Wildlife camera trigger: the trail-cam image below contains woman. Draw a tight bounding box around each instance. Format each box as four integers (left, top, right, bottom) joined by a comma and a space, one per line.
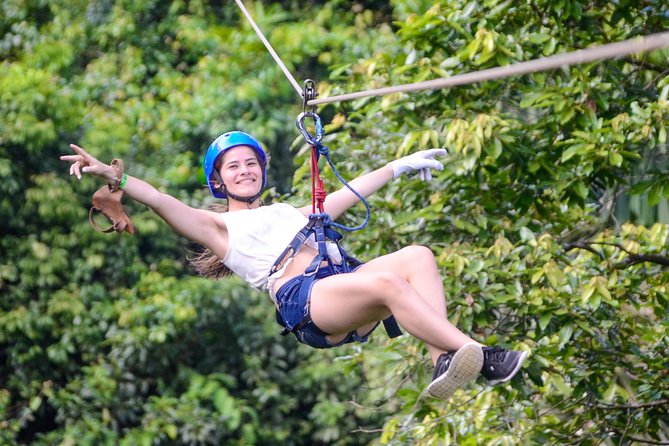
61, 130, 527, 401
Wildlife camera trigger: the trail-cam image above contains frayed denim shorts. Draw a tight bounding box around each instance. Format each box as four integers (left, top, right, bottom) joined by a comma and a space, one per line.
274, 263, 379, 349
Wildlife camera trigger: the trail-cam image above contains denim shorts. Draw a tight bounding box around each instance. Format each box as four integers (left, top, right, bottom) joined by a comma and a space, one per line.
274, 263, 379, 349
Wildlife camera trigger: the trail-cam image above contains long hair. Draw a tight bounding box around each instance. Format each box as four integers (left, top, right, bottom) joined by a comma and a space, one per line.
188, 202, 233, 280
190, 149, 267, 279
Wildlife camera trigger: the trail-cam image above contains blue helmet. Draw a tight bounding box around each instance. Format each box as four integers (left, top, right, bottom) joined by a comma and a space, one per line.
203, 131, 268, 199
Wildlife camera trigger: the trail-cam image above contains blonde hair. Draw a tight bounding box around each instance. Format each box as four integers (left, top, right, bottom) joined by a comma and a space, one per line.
188, 202, 233, 279
191, 148, 267, 279
188, 200, 266, 279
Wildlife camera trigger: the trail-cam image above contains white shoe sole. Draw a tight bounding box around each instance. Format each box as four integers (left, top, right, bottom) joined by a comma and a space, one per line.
487, 350, 529, 385
426, 343, 484, 400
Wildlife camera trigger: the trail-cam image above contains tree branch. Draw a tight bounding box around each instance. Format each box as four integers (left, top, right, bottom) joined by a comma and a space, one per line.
565, 241, 669, 269
563, 241, 605, 258
595, 399, 669, 410
608, 427, 669, 445
614, 253, 669, 269
621, 437, 669, 446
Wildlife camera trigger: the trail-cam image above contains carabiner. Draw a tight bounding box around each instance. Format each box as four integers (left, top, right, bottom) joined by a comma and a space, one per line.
296, 111, 324, 145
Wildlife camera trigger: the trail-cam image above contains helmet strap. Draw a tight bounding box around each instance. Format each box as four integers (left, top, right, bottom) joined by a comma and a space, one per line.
222, 187, 263, 204
212, 169, 265, 204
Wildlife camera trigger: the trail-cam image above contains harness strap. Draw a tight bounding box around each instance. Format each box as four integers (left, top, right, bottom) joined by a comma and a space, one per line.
270, 217, 318, 276
278, 309, 313, 337
311, 145, 326, 214
274, 110, 400, 341
382, 316, 402, 338
271, 214, 401, 339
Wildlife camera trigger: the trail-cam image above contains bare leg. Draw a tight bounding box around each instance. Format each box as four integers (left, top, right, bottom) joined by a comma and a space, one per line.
358, 246, 453, 363
309, 246, 480, 361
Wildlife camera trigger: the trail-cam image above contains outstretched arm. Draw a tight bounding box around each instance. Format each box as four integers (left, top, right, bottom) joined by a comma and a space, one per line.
61, 144, 226, 250
298, 148, 447, 220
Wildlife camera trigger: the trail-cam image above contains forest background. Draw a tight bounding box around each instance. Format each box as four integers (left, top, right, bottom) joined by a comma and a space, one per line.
1, 0, 668, 445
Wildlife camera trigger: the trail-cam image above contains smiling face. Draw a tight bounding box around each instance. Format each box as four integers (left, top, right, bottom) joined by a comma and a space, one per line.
216, 145, 263, 199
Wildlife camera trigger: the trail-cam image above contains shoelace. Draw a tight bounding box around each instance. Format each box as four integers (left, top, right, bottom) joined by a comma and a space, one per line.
484, 347, 507, 363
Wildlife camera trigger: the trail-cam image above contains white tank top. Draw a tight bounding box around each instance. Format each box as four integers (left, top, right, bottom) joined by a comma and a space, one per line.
219, 203, 342, 293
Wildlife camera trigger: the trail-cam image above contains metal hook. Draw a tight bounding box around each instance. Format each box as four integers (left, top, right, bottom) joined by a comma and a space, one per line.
296, 111, 324, 145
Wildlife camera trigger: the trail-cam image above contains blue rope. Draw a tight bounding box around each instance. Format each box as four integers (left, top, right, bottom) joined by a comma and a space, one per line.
296, 110, 370, 233
313, 141, 370, 232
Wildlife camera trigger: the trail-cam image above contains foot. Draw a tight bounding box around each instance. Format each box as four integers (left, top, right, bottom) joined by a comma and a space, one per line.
481, 347, 528, 385
426, 343, 484, 400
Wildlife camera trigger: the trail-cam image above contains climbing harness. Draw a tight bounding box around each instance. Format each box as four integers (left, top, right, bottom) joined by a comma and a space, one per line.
271, 83, 401, 341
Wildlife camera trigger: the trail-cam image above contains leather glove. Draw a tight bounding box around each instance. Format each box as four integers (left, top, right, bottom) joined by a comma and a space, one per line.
89, 186, 137, 235
88, 159, 136, 235
388, 148, 447, 181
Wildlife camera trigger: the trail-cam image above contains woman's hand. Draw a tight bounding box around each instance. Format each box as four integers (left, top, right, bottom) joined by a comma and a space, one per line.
60, 144, 115, 182
387, 148, 447, 181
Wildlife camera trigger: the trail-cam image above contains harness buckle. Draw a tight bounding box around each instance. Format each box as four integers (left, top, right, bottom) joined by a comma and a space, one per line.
270, 247, 294, 276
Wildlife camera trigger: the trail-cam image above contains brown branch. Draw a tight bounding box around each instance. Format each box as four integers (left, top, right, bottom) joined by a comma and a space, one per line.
590, 241, 632, 253
595, 399, 669, 410
615, 253, 669, 269
621, 437, 669, 446
563, 241, 605, 258
609, 427, 669, 445
619, 411, 633, 446
645, 66, 669, 91
566, 241, 669, 269
350, 427, 384, 434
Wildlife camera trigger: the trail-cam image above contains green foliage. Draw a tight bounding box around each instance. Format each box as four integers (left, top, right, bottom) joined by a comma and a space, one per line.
2, 0, 669, 445
1, 1, 390, 445
297, 0, 669, 444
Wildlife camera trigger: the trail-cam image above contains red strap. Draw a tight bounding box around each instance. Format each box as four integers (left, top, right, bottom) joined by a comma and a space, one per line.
310, 145, 326, 214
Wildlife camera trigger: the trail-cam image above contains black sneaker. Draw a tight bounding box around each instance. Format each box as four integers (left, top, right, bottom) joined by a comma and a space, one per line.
481, 347, 528, 385
426, 343, 483, 400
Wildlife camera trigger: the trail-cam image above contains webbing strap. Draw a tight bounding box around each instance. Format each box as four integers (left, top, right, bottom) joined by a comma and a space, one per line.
270, 217, 317, 276
273, 110, 401, 340
311, 146, 326, 214
382, 317, 402, 338
271, 214, 402, 339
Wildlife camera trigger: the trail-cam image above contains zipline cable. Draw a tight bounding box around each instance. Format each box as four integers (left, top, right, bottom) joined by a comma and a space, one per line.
307, 31, 669, 106
234, 0, 303, 96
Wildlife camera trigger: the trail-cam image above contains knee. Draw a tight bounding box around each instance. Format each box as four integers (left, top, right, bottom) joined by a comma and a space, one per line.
370, 271, 410, 302
400, 245, 436, 267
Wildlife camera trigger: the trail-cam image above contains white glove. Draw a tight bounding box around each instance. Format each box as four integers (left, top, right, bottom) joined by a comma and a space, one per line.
388, 148, 447, 181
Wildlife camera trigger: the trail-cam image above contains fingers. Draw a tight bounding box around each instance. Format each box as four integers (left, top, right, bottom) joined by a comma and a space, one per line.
417, 168, 432, 182
391, 148, 448, 181
72, 161, 83, 179
412, 155, 443, 182
420, 148, 448, 158
61, 143, 91, 180
422, 159, 444, 171
69, 143, 87, 156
